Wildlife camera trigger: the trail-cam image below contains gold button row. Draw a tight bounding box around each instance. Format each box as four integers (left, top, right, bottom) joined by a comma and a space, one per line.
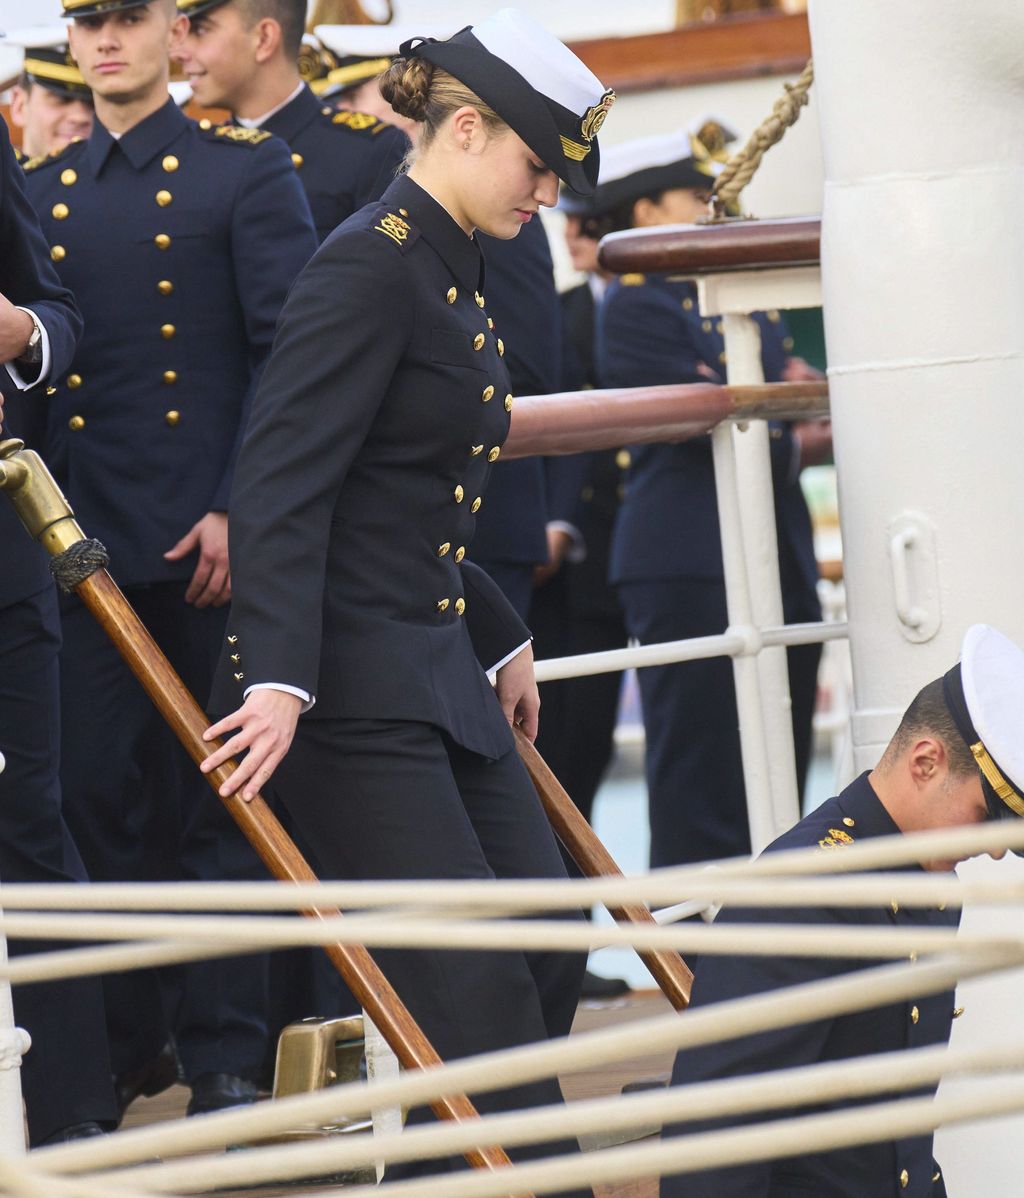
68, 410, 182, 430
437, 597, 467, 614
437, 543, 466, 561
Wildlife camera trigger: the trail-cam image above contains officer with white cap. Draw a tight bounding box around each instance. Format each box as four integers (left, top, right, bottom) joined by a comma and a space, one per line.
3, 26, 93, 160
201, 10, 612, 1186
663, 623, 1021, 1197
596, 118, 830, 873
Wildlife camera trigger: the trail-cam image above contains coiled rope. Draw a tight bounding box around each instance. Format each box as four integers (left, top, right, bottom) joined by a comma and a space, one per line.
712, 58, 815, 217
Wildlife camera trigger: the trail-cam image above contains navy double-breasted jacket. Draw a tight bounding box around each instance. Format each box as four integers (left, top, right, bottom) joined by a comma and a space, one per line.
665, 773, 959, 1197
22, 99, 317, 587
213, 174, 528, 757
0, 122, 82, 609
257, 85, 407, 243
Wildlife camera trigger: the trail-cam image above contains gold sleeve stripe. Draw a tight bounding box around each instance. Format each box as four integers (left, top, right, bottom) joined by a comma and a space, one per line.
971, 741, 1024, 818
559, 135, 591, 162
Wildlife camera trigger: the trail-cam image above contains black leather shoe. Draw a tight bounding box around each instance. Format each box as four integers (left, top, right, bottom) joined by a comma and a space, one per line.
38, 1121, 107, 1146
186, 1072, 259, 1117
580, 968, 631, 999
115, 1041, 180, 1116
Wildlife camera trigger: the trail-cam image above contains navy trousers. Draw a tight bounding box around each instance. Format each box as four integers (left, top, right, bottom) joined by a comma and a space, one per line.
271, 717, 588, 1189
58, 582, 269, 1082
0, 585, 118, 1143
619, 578, 820, 867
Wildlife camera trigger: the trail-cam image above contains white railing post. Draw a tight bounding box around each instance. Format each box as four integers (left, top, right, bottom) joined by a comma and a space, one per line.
722, 312, 801, 846
709, 422, 779, 854
0, 754, 30, 1154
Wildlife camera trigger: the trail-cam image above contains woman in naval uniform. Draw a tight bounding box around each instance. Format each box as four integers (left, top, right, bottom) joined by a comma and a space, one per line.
200, 9, 614, 1183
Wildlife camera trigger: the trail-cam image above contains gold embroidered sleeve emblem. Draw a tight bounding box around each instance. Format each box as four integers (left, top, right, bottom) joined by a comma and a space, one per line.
374, 212, 411, 246
818, 827, 856, 849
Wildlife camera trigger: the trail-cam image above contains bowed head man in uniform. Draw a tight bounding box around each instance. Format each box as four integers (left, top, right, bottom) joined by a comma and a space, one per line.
663, 623, 1024, 1197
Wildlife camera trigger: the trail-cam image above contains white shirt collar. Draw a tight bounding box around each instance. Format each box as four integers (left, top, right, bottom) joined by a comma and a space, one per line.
235, 82, 304, 129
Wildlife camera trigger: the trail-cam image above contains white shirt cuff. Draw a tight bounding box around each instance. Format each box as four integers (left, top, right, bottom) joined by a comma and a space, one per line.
487, 638, 532, 683
5, 308, 51, 390
548, 520, 586, 563
244, 682, 315, 713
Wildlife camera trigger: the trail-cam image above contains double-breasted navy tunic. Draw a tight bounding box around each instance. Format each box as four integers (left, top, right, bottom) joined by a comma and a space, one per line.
214, 173, 528, 757
22, 98, 317, 586
256, 84, 407, 243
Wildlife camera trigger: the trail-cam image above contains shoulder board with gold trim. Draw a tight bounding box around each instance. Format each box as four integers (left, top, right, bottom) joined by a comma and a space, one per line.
207, 125, 274, 147
369, 208, 419, 252
619, 273, 646, 287
330, 110, 385, 134
21, 140, 81, 174
817, 826, 856, 850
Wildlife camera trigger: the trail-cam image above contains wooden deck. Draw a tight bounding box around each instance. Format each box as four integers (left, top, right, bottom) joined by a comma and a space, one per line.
119, 992, 673, 1197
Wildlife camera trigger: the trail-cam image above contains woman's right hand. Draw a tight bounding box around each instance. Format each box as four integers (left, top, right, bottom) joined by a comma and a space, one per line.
201, 688, 303, 801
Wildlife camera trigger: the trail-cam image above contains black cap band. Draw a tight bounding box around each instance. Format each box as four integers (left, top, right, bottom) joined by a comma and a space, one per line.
401, 28, 602, 196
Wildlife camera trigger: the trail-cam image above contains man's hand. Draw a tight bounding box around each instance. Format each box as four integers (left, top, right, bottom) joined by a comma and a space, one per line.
495, 641, 540, 742
792, 419, 833, 468
781, 355, 825, 383
164, 511, 231, 607
0, 294, 34, 365
201, 688, 302, 801
533, 525, 573, 587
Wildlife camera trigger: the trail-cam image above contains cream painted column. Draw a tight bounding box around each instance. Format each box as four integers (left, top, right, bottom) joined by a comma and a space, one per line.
809, 1, 1024, 1191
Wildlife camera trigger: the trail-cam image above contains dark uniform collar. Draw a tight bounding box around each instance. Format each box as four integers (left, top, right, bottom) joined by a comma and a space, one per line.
86, 97, 187, 177
379, 173, 485, 295
838, 771, 925, 869
258, 83, 321, 144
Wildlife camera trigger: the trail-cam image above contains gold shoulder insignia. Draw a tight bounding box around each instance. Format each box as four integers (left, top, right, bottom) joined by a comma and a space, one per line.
21, 141, 78, 173
818, 827, 855, 850
331, 110, 382, 133
620, 273, 646, 286
211, 125, 273, 146
374, 211, 412, 247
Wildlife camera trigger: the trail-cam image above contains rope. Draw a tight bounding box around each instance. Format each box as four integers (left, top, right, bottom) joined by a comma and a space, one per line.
48, 539, 108, 592
82, 1039, 1024, 1192
712, 58, 815, 217
38, 947, 1013, 1174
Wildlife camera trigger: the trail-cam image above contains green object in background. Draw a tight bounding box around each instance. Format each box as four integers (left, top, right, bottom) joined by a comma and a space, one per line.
785, 306, 827, 372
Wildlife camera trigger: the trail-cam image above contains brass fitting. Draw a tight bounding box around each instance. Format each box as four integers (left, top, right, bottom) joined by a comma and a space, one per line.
0, 438, 86, 556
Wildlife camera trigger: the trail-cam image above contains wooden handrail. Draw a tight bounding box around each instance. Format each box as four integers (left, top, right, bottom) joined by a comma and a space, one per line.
567, 11, 811, 94
503, 380, 828, 459
599, 216, 822, 277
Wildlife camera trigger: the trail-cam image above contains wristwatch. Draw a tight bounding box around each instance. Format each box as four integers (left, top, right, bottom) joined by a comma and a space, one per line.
17, 310, 43, 366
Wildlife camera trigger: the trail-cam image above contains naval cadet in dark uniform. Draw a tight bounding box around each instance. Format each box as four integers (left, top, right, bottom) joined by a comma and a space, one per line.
24, 0, 317, 1117
595, 127, 831, 869
200, 10, 615, 1181
662, 623, 1023, 1197
174, 0, 408, 243
0, 119, 119, 1145
5, 27, 93, 161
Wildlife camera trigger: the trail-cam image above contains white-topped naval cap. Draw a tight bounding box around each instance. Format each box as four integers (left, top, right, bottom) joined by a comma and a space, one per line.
599, 129, 698, 187
961, 624, 1024, 798
471, 8, 605, 125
